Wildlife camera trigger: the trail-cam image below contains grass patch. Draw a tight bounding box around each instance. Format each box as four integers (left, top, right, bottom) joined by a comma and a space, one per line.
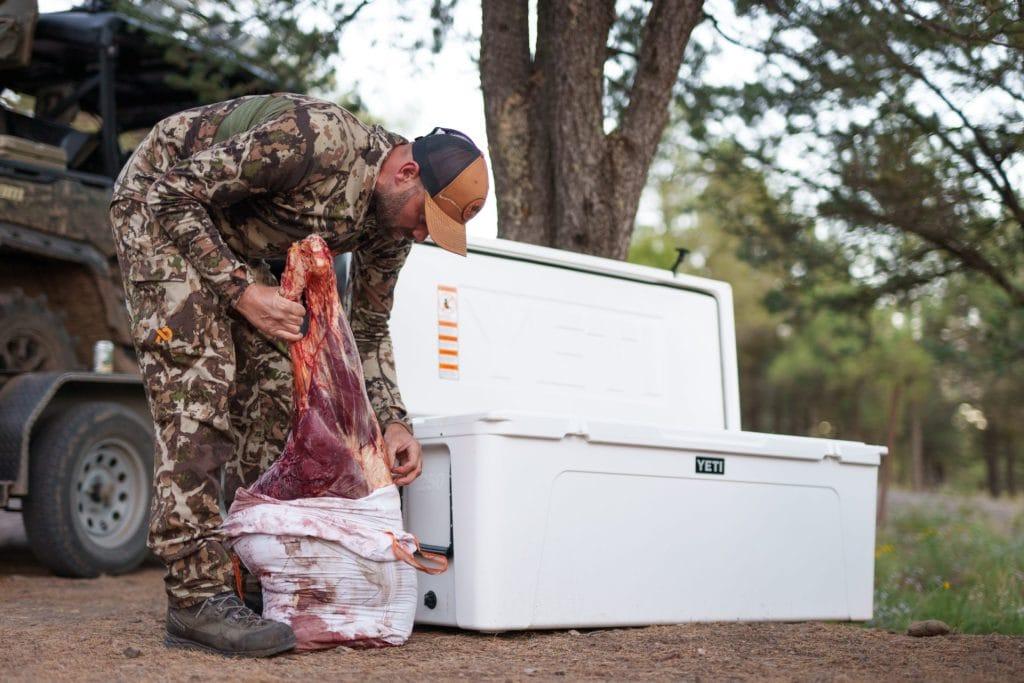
870, 498, 1024, 634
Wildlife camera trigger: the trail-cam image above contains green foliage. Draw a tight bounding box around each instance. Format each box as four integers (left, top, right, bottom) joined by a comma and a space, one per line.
683, 0, 1024, 308
428, 0, 459, 54
112, 0, 374, 99
872, 499, 1024, 634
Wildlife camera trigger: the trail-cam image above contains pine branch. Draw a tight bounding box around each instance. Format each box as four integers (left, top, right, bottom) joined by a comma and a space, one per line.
618, 0, 704, 157
890, 0, 1024, 48
871, 37, 1024, 231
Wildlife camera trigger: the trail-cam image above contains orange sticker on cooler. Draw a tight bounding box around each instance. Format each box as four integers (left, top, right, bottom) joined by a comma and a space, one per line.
437, 285, 459, 380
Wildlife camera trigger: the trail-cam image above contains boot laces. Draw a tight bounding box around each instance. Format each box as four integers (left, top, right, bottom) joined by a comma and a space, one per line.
196, 593, 265, 627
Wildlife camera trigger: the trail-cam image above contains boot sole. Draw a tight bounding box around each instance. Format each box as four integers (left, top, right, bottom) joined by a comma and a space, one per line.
165, 633, 296, 658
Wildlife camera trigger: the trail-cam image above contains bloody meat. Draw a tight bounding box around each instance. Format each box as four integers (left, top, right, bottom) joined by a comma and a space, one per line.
249, 235, 393, 500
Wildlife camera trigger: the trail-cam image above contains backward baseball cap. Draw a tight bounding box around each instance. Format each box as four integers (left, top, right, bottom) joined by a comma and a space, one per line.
412, 127, 489, 256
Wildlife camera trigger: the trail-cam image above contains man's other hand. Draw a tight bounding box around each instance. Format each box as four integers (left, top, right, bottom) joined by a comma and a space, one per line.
385, 422, 423, 486
235, 283, 307, 342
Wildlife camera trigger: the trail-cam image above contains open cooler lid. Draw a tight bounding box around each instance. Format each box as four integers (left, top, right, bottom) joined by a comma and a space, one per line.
412, 410, 885, 465
390, 239, 742, 433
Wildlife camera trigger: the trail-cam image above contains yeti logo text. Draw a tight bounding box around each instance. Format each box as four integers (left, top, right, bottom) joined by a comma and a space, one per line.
695, 456, 725, 475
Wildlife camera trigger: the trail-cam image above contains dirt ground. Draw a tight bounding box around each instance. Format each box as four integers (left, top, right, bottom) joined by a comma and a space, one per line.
2, 539, 1022, 682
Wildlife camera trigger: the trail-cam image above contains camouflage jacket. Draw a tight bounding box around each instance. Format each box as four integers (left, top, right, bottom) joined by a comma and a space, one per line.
112, 93, 413, 431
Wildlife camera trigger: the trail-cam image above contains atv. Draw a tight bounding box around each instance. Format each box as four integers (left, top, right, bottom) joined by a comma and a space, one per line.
0, 1, 276, 576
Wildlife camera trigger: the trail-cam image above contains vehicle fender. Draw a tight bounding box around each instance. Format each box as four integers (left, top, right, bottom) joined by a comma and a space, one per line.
0, 372, 148, 496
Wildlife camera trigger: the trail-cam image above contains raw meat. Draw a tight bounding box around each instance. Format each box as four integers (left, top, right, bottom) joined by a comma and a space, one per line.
224, 234, 446, 651
249, 234, 392, 500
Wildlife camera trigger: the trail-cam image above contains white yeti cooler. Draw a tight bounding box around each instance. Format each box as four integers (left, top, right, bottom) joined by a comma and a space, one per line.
402, 411, 883, 631
385, 238, 885, 630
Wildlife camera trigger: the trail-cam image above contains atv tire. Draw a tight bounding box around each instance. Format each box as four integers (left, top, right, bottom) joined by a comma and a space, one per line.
0, 288, 78, 381
23, 402, 154, 577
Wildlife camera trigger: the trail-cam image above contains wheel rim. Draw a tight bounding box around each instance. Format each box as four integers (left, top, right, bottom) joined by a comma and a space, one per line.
73, 437, 148, 549
0, 328, 54, 372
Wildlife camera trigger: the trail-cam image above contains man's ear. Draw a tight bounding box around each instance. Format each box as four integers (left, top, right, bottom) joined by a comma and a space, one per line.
396, 159, 420, 186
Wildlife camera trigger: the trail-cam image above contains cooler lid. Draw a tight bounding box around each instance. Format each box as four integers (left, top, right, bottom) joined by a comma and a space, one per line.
411, 410, 885, 465
391, 239, 741, 433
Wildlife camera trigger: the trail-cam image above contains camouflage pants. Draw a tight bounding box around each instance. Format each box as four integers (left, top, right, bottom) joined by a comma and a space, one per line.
109, 197, 292, 608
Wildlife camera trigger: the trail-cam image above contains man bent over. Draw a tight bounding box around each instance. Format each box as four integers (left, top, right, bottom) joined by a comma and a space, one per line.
109, 93, 488, 656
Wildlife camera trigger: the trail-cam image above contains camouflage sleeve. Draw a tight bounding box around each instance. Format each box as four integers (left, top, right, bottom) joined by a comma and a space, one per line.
145, 112, 313, 305
347, 226, 414, 433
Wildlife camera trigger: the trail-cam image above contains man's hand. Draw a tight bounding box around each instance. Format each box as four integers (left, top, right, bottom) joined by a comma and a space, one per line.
384, 422, 422, 486
235, 283, 306, 342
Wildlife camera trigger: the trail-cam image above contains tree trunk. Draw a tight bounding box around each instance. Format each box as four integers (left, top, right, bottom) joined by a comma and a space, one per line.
983, 425, 1002, 497
910, 403, 924, 490
849, 379, 864, 441
480, 0, 705, 259
771, 386, 783, 434
877, 383, 903, 525
480, 0, 553, 246
1005, 440, 1017, 496
745, 373, 761, 432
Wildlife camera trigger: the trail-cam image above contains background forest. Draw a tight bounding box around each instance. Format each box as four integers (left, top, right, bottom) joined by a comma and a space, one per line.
631, 1, 1023, 503
108, 0, 1023, 496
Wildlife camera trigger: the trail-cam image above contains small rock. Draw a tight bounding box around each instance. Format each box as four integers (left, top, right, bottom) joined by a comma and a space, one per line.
907, 620, 951, 637
523, 668, 537, 674
122, 647, 142, 659
697, 647, 706, 656
568, 629, 580, 636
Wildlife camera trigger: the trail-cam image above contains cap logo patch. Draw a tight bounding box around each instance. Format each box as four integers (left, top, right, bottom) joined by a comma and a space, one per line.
462, 198, 485, 221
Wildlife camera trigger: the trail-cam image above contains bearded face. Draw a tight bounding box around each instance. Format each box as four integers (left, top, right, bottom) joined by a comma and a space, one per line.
373, 184, 420, 231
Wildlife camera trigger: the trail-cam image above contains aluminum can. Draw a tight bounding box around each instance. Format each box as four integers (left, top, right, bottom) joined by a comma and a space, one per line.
93, 340, 114, 374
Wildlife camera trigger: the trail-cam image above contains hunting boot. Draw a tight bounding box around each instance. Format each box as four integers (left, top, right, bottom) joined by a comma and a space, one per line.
165, 591, 295, 657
